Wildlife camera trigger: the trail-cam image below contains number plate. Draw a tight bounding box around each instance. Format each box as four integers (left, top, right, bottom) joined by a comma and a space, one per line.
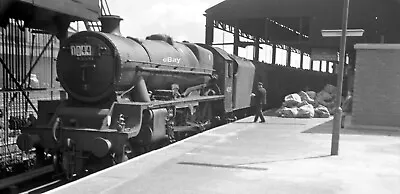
70, 45, 92, 56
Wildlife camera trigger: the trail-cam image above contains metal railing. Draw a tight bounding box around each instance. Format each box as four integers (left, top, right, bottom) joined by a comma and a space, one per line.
0, 19, 60, 177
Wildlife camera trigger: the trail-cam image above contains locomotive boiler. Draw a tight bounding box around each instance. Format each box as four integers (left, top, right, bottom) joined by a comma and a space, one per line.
57, 17, 214, 104
16, 15, 256, 178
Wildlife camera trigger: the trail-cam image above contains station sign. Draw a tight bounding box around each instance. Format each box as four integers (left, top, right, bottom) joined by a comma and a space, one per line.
311, 48, 339, 62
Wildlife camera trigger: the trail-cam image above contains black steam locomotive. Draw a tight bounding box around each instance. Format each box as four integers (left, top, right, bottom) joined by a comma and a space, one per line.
16, 15, 256, 178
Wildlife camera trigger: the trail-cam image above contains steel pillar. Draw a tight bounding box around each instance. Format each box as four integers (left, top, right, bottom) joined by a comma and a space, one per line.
286, 47, 291, 67
205, 16, 214, 45
319, 61, 323, 72
326, 62, 330, 72
333, 63, 337, 74
310, 60, 314, 70
272, 44, 276, 64
300, 51, 304, 69
253, 37, 260, 61
233, 26, 239, 55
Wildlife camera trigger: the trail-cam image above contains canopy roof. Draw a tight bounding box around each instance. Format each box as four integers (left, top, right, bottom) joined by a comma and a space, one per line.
0, 0, 100, 36
206, 0, 400, 52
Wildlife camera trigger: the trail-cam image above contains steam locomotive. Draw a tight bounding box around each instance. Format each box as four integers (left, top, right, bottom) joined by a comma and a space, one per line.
16, 15, 256, 178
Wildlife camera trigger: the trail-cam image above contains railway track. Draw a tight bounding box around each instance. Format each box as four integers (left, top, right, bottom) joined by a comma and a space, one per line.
1, 144, 174, 193
0, 165, 56, 194
19, 178, 68, 194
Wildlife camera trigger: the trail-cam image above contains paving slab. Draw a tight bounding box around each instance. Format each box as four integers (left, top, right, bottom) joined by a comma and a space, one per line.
48, 115, 400, 194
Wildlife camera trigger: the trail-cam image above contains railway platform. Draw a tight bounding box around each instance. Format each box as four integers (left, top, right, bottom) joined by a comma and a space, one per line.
47, 112, 400, 194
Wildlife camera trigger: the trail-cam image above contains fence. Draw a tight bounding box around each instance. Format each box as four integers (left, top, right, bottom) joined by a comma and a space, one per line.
0, 19, 60, 176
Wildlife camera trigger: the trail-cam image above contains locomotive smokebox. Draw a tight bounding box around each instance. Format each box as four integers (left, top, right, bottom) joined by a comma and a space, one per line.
99, 15, 123, 36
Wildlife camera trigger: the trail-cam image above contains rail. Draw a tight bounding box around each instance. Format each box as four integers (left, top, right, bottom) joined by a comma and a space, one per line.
0, 165, 54, 190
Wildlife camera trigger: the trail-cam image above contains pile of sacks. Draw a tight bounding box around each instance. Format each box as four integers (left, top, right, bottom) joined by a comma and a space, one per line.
276, 84, 337, 118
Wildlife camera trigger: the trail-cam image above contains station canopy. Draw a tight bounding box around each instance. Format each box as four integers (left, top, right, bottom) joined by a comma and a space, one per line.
205, 0, 400, 52
0, 0, 100, 34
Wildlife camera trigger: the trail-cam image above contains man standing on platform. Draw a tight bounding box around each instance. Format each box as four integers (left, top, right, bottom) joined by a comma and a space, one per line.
341, 90, 353, 128
253, 82, 267, 123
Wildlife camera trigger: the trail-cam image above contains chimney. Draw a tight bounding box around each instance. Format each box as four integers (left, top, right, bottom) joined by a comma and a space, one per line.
99, 15, 123, 36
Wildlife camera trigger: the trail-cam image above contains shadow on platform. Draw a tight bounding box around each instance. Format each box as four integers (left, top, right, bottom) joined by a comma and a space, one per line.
235, 121, 306, 125
302, 118, 400, 137
178, 162, 269, 171
230, 155, 331, 166
178, 155, 332, 171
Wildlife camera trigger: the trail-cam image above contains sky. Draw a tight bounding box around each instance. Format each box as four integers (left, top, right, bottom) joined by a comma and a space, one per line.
106, 0, 224, 43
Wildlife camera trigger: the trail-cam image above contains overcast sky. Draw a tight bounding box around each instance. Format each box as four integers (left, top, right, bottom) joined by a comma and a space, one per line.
106, 0, 224, 43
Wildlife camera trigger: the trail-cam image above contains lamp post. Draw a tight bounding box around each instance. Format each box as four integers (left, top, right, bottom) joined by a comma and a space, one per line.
321, 0, 364, 155
321, 0, 355, 156
331, 0, 350, 156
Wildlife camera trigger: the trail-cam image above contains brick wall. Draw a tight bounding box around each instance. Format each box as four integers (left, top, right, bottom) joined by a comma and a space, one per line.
353, 44, 400, 129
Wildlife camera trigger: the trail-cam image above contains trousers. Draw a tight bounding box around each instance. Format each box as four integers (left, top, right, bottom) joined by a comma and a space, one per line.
254, 105, 265, 122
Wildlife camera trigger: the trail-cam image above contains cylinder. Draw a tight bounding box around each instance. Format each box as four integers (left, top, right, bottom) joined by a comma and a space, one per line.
91, 137, 112, 158
142, 109, 154, 124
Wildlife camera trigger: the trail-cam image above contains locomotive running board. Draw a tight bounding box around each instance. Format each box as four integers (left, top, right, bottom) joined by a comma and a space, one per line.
119, 95, 224, 109
135, 66, 212, 76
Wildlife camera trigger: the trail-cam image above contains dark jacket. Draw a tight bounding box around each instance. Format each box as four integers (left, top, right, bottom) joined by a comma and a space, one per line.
342, 96, 353, 113
255, 87, 267, 105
